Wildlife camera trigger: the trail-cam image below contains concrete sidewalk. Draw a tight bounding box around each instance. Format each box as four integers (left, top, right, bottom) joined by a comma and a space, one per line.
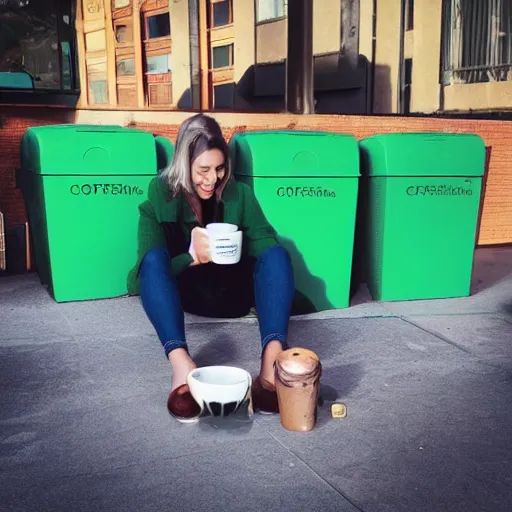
1, 247, 511, 512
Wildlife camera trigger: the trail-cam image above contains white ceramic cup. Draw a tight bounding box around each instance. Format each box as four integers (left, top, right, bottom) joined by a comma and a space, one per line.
187, 366, 253, 418
206, 223, 243, 265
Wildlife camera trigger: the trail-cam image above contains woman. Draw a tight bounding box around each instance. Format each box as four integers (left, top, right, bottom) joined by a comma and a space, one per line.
128, 114, 295, 422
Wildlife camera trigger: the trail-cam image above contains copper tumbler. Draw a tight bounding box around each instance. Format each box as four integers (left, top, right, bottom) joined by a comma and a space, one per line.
274, 348, 322, 432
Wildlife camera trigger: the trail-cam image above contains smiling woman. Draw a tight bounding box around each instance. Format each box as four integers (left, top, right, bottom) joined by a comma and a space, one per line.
0, 0, 79, 104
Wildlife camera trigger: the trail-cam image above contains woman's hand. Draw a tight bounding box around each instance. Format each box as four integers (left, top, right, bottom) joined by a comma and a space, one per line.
189, 227, 211, 265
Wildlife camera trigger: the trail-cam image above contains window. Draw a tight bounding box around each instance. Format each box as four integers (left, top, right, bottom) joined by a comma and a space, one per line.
256, 0, 286, 23
405, 0, 414, 31
146, 13, 171, 39
0, 0, 78, 92
403, 58, 412, 114
213, 83, 234, 109
442, 0, 512, 84
115, 24, 133, 44
146, 54, 172, 74
212, 44, 233, 68
113, 0, 130, 8
212, 0, 232, 27
116, 58, 135, 76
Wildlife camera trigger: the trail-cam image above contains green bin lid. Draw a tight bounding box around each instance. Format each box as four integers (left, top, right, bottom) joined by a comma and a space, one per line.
21, 124, 158, 175
359, 133, 486, 177
229, 130, 360, 178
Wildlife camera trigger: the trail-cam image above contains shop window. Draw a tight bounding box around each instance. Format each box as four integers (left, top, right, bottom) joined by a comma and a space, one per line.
146, 13, 171, 39
212, 44, 233, 69
0, 0, 78, 96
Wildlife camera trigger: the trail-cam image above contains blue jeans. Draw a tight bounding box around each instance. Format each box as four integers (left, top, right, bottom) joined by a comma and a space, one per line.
139, 245, 295, 357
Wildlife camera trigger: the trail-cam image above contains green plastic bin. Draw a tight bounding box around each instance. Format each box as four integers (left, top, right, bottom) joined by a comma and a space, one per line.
359, 132, 486, 302
230, 130, 360, 311
18, 124, 173, 302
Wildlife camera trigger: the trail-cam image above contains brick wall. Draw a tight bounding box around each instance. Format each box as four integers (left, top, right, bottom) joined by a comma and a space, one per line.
132, 113, 512, 246
1, 107, 511, 245
0, 107, 74, 227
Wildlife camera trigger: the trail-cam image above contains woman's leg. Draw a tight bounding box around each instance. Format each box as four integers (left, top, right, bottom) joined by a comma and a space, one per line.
253, 245, 295, 389
139, 247, 196, 391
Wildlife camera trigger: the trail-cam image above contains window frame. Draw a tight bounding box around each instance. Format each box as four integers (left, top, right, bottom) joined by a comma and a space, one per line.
255, 0, 287, 24
210, 0, 233, 29
143, 8, 171, 42
0, 0, 80, 106
211, 43, 234, 70
441, 0, 512, 85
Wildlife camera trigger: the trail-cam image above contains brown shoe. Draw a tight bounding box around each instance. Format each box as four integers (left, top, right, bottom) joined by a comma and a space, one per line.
252, 377, 279, 415
167, 384, 201, 423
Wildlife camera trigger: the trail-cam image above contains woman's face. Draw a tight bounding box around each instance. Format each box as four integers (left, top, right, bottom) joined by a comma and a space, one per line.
191, 148, 226, 200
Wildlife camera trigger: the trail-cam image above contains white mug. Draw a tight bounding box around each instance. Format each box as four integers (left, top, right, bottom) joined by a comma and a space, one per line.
206, 223, 243, 265
187, 366, 253, 418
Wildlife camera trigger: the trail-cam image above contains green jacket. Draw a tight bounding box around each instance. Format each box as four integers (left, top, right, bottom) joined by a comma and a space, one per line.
127, 176, 279, 295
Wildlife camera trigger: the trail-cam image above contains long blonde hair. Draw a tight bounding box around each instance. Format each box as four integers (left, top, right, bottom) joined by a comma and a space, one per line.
160, 114, 231, 196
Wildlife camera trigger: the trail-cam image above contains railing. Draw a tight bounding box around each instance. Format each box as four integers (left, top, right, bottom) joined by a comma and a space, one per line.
442, 0, 512, 84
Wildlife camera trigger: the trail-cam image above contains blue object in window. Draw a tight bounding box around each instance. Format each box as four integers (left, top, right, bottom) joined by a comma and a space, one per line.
0, 72, 34, 89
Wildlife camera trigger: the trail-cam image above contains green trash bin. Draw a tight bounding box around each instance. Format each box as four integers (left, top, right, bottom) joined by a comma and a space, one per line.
359, 132, 486, 302
230, 130, 360, 311
18, 124, 173, 302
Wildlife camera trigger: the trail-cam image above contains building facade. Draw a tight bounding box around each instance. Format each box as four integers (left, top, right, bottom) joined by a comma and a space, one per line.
73, 0, 360, 113
369, 0, 512, 114
2, 0, 512, 114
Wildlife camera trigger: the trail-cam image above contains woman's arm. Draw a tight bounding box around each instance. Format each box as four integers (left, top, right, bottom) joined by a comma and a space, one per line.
135, 180, 194, 277
239, 182, 279, 258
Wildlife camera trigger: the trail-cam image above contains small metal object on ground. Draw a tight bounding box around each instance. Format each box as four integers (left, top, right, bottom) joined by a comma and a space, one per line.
331, 403, 347, 419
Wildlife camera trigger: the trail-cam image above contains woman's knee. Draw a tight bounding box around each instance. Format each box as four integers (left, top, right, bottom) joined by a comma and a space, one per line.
257, 244, 291, 266
255, 246, 294, 287
140, 247, 170, 277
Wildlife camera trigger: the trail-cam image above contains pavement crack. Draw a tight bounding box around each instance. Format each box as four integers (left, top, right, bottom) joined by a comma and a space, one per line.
398, 316, 473, 354
256, 423, 363, 512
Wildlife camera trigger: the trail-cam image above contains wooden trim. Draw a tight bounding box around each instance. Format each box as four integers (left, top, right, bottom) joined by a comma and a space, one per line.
111, 3, 132, 19
116, 75, 137, 85
75, 1, 89, 107
132, 2, 146, 108
116, 46, 136, 57
83, 18, 105, 32
141, 0, 169, 13
143, 36, 172, 53
210, 39, 234, 50
85, 48, 109, 60
210, 67, 234, 84
104, 0, 118, 107
144, 48, 173, 60
142, 6, 169, 17
209, 24, 234, 42
199, 0, 210, 109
